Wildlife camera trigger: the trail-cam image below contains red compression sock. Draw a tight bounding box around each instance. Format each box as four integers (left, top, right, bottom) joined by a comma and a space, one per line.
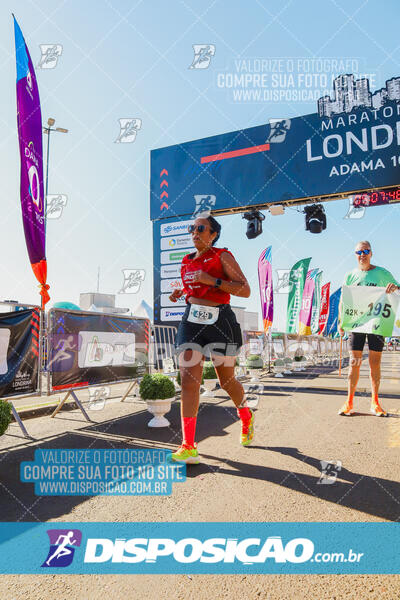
237, 406, 252, 425
182, 416, 197, 447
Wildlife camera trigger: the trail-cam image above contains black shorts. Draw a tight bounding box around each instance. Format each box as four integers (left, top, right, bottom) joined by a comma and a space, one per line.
349, 332, 385, 353
175, 304, 242, 357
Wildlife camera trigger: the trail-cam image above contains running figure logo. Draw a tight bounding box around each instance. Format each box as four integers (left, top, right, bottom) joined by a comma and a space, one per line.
42, 529, 82, 567
192, 195, 216, 217
275, 269, 291, 294
115, 118, 142, 143
189, 44, 216, 69
343, 197, 366, 220
47, 335, 77, 371
46, 194, 68, 219
266, 119, 291, 144
317, 460, 342, 485
119, 269, 146, 293
37, 44, 63, 69
88, 386, 110, 410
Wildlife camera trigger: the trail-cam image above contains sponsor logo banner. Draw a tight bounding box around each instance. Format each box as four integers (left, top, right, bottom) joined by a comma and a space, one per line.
161, 249, 194, 265
160, 308, 185, 322
0, 309, 39, 398
161, 294, 186, 308
48, 310, 149, 390
160, 220, 193, 237
160, 234, 193, 251
160, 279, 182, 293
160, 265, 181, 279
0, 522, 398, 574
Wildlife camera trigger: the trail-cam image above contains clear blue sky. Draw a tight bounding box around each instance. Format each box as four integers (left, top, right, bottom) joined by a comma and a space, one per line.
0, 0, 399, 330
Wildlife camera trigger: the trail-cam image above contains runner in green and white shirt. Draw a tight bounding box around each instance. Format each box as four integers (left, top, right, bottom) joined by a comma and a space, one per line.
338, 240, 400, 417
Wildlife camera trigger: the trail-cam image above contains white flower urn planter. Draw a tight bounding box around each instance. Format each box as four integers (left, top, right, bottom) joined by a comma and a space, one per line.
201, 379, 218, 397
146, 398, 173, 428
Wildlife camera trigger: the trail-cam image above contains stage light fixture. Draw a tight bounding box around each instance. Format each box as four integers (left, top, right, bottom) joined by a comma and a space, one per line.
242, 210, 265, 239
304, 203, 326, 234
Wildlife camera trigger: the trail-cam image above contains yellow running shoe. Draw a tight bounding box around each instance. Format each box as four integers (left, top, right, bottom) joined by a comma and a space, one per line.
171, 442, 200, 464
240, 409, 255, 446
338, 402, 354, 416
370, 403, 388, 417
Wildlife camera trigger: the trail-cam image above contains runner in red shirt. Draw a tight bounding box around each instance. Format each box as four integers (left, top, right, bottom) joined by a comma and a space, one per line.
169, 214, 253, 464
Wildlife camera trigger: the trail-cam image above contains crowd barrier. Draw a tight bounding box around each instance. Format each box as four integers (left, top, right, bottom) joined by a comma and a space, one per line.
0, 304, 151, 438
0, 300, 42, 438
150, 325, 178, 373
242, 331, 348, 378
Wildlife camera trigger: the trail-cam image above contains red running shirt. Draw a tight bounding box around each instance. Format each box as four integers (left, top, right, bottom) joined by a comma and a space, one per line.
181, 247, 233, 304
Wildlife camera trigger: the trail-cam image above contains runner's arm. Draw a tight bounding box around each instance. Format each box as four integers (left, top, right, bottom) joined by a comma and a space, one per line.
217, 252, 250, 298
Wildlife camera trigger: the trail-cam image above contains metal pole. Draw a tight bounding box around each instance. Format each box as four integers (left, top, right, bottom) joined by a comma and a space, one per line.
44, 128, 51, 235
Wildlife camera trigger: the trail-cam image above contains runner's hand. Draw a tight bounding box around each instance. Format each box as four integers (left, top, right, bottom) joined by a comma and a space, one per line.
169, 288, 184, 302
385, 283, 399, 293
191, 270, 215, 285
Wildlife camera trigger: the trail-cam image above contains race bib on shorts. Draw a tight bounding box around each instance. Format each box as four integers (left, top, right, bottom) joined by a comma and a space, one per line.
187, 304, 219, 325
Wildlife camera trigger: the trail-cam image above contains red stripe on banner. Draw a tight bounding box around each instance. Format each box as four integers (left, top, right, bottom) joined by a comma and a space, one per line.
201, 143, 270, 163
52, 382, 89, 391
31, 349, 39, 357
32, 329, 39, 339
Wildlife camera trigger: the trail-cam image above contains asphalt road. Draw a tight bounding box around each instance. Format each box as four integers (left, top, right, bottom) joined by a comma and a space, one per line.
0, 353, 399, 599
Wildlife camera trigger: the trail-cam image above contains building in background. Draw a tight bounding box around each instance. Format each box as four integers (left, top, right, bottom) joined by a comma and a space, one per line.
231, 306, 259, 331
79, 292, 129, 315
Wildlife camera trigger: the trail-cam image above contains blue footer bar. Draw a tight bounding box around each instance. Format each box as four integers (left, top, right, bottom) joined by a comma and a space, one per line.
0, 522, 398, 574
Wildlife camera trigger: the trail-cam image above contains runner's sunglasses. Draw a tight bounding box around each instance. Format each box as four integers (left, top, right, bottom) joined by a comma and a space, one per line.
188, 224, 208, 233
355, 249, 371, 255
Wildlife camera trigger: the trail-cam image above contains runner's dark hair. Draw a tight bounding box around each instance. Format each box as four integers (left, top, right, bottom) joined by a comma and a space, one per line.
207, 216, 221, 245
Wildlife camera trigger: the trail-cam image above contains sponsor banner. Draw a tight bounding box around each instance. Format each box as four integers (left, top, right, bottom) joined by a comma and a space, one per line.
0, 522, 399, 574
13, 18, 49, 306
78, 332, 136, 368
160, 265, 181, 279
341, 286, 400, 336
298, 269, 319, 335
326, 288, 341, 337
160, 279, 182, 293
0, 309, 40, 398
311, 271, 322, 334
151, 77, 400, 221
160, 234, 193, 251
154, 218, 191, 327
160, 220, 193, 237
318, 282, 331, 334
286, 258, 311, 333
20, 449, 185, 496
48, 310, 149, 391
258, 246, 273, 334
160, 249, 194, 265
160, 308, 185, 322
161, 294, 186, 308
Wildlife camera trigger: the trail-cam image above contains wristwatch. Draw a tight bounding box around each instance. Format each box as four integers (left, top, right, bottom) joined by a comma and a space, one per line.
214, 278, 222, 288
